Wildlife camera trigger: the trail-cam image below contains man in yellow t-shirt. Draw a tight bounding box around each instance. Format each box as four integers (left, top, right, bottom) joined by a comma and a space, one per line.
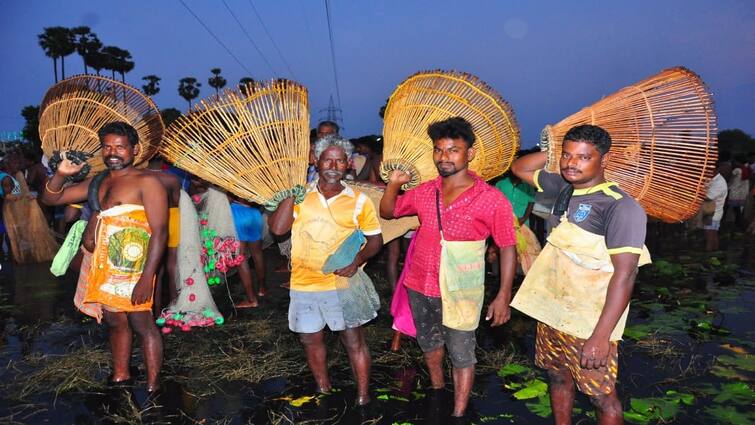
269, 134, 383, 406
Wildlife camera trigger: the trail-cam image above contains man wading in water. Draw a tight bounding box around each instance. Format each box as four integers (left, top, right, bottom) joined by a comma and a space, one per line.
42, 121, 167, 392
511, 125, 651, 425
380, 117, 517, 418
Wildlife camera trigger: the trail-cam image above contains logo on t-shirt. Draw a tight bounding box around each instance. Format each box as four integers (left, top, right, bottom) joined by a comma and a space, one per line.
573, 203, 592, 223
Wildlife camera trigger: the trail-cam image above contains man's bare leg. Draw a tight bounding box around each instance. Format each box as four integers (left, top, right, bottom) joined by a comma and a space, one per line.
235, 242, 259, 308
424, 347, 446, 389
590, 391, 624, 425
340, 326, 371, 405
248, 240, 266, 296
548, 368, 576, 425
152, 264, 165, 317
299, 331, 331, 392
451, 365, 474, 417
103, 310, 132, 382
128, 311, 163, 392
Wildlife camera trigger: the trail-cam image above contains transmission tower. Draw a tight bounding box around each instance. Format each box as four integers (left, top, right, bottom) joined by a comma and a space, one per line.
318, 95, 344, 132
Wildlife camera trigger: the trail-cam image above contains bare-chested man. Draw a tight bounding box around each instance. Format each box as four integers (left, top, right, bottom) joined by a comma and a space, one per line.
41, 121, 167, 392
147, 156, 182, 315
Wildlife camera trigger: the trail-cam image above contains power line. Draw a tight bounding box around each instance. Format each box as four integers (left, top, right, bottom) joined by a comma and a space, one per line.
324, 0, 342, 112
178, 0, 254, 76
246, 0, 297, 79
221, 0, 277, 77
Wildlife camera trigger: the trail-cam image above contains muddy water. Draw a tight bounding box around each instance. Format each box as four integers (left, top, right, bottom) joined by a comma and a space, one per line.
0, 227, 753, 424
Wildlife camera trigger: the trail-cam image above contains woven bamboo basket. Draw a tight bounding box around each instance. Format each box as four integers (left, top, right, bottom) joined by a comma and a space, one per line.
160, 79, 309, 204
380, 70, 520, 189
542, 67, 717, 223
39, 75, 164, 173
346, 182, 418, 243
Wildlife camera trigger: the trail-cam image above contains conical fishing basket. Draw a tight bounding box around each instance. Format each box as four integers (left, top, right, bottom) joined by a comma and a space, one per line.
39, 75, 164, 173
160, 79, 309, 204
542, 67, 717, 223
346, 181, 418, 243
380, 70, 520, 189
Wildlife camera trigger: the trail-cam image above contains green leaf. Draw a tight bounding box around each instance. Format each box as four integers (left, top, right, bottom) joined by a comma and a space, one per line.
623, 325, 652, 340
717, 354, 755, 372
513, 379, 548, 400
623, 411, 652, 424
665, 390, 695, 405
525, 395, 552, 418
497, 363, 531, 377
713, 382, 755, 405
705, 406, 755, 425
377, 394, 389, 400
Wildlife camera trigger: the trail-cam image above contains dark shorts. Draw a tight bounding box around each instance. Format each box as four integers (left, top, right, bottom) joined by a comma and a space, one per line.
407, 288, 477, 368
535, 322, 618, 396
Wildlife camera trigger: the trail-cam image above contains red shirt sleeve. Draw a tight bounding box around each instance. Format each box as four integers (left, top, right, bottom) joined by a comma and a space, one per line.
489, 191, 517, 248
393, 187, 418, 217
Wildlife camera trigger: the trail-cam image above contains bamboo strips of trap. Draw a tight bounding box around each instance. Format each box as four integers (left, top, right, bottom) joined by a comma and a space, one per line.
39, 75, 164, 173
543, 67, 717, 223
160, 80, 310, 204
380, 71, 520, 189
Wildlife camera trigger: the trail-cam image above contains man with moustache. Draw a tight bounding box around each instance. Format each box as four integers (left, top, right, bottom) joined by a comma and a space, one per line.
41, 121, 167, 392
510, 125, 651, 425
269, 134, 383, 406
380, 117, 517, 418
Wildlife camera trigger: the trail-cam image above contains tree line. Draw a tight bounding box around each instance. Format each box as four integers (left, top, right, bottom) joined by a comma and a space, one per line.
37, 27, 257, 112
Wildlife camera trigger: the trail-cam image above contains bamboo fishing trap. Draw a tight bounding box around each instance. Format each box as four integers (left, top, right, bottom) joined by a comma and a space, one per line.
160, 79, 310, 205
380, 70, 520, 189
541, 67, 717, 223
39, 75, 164, 174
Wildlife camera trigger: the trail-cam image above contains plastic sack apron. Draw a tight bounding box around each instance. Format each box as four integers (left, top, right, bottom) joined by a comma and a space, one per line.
436, 190, 486, 331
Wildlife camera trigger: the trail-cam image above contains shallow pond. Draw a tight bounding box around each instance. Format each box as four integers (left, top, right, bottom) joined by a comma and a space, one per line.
0, 225, 753, 424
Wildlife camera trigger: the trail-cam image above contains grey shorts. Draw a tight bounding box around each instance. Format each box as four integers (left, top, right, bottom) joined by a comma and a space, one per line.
407, 288, 477, 368
288, 289, 346, 333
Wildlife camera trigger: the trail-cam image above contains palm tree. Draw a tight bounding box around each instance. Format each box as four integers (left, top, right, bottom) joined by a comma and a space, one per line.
238, 77, 255, 95
100, 46, 121, 80
72, 26, 102, 75
57, 28, 76, 80
117, 50, 135, 83
142, 75, 161, 96
38, 26, 73, 83
208, 68, 227, 96
87, 49, 107, 76
178, 77, 201, 111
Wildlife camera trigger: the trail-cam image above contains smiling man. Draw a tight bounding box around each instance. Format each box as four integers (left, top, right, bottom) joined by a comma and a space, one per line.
380, 117, 517, 418
269, 134, 383, 406
510, 125, 651, 425
41, 121, 167, 392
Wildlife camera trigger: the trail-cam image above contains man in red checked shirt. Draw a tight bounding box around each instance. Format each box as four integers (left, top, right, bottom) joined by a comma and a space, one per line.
380, 117, 517, 419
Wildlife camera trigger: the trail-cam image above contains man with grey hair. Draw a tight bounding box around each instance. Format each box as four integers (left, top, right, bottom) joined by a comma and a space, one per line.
269, 135, 383, 406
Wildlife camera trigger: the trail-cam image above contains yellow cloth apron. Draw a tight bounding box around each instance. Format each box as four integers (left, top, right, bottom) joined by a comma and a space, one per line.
83, 204, 153, 312
435, 189, 486, 331
439, 237, 487, 331
511, 220, 651, 341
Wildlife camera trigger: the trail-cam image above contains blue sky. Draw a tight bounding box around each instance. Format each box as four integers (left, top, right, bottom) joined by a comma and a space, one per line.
1, 0, 753, 146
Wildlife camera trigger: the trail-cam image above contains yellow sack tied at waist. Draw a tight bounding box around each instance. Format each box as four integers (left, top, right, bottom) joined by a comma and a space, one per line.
83, 204, 154, 312
511, 220, 651, 341
439, 237, 487, 331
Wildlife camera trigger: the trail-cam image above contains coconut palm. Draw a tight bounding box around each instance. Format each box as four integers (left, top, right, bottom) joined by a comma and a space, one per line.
238, 77, 255, 95
142, 75, 161, 97
208, 68, 227, 96
72, 26, 102, 75
178, 77, 201, 111
37, 26, 74, 83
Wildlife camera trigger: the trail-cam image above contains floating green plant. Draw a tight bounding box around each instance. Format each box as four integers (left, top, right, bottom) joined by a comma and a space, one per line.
497, 363, 531, 377
512, 379, 548, 400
